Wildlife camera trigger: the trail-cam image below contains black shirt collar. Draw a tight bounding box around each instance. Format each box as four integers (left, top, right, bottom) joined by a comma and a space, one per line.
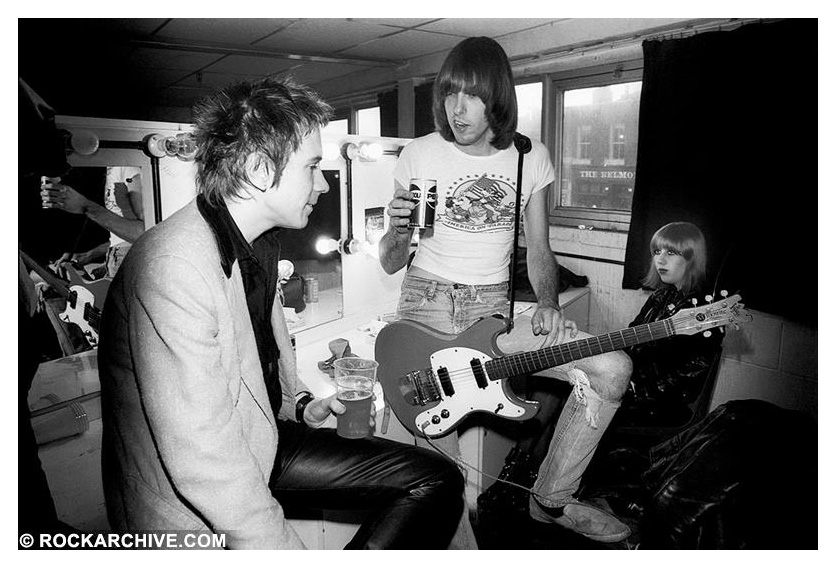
197, 194, 256, 278
196, 193, 285, 417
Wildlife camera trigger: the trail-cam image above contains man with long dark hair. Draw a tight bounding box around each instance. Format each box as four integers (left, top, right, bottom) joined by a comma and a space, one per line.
380, 37, 633, 544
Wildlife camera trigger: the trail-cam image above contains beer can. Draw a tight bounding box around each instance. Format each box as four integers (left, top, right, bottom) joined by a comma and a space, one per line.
40, 176, 61, 209
303, 277, 319, 303
407, 178, 437, 229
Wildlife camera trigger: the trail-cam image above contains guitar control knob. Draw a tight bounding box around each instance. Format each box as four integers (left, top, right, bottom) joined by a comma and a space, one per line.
440, 409, 450, 419
431, 415, 441, 424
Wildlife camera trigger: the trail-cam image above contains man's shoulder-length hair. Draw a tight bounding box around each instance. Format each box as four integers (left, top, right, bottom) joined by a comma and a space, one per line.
432, 37, 518, 150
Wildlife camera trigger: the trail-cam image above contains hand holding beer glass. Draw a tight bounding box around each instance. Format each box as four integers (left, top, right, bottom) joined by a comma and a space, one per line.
334, 357, 379, 439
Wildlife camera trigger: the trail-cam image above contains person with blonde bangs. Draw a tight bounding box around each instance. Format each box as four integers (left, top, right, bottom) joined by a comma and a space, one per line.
478, 222, 726, 528
619, 221, 724, 427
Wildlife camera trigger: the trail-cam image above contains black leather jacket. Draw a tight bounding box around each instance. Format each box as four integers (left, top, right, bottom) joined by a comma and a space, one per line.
619, 286, 724, 427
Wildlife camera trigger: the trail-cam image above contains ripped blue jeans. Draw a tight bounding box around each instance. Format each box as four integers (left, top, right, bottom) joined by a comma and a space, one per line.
396, 271, 629, 508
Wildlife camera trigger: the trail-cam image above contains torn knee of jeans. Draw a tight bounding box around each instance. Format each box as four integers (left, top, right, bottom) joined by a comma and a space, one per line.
567, 367, 621, 429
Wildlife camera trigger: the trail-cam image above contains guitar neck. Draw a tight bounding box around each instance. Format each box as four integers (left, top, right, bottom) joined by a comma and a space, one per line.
486, 319, 674, 380
19, 250, 70, 300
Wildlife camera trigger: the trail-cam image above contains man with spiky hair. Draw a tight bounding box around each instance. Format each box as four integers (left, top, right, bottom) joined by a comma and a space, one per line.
99, 77, 463, 550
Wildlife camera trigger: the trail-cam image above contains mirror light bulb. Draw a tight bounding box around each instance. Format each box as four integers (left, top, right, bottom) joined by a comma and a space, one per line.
315, 237, 339, 255
360, 143, 383, 161
70, 130, 99, 156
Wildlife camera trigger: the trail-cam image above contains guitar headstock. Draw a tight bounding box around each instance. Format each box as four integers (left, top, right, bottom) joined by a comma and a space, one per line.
670, 293, 753, 336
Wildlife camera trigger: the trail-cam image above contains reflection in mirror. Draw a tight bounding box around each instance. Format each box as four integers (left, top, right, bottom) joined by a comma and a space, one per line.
21, 164, 144, 431
23, 157, 344, 427
22, 166, 144, 361
277, 169, 343, 334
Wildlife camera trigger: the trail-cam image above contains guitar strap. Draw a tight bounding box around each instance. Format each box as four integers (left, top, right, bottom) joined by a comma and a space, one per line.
507, 133, 532, 332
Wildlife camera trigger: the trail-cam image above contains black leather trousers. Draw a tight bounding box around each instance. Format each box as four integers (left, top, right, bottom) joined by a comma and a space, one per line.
269, 420, 464, 550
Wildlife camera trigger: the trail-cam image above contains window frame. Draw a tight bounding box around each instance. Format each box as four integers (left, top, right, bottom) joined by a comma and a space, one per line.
355, 105, 381, 136
547, 59, 644, 232
514, 79, 546, 142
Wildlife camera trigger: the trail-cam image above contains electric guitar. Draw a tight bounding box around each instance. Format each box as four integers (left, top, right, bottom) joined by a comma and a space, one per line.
19, 250, 110, 347
375, 294, 752, 438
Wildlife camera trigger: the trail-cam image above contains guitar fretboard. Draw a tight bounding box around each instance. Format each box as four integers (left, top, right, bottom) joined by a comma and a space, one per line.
485, 319, 674, 380
83, 302, 101, 331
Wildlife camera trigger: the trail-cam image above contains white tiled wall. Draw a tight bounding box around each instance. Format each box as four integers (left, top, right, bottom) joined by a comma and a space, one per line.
547, 226, 818, 420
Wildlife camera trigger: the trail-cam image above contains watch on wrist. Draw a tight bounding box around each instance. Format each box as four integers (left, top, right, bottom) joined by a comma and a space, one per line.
295, 391, 314, 422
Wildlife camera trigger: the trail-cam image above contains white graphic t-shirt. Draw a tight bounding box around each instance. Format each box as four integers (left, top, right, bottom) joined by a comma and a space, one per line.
393, 132, 555, 284
104, 166, 142, 247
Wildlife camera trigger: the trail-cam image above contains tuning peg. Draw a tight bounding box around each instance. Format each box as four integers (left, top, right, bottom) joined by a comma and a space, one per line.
720, 290, 729, 298
667, 304, 676, 312
703, 331, 712, 338
733, 323, 740, 331
691, 298, 698, 306
705, 295, 713, 303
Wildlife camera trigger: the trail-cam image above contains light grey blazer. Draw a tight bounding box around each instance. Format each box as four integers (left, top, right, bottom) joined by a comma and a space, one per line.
98, 199, 305, 549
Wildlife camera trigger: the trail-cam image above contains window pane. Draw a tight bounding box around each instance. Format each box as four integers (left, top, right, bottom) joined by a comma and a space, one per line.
516, 83, 542, 142
559, 82, 641, 211
357, 107, 380, 136
322, 119, 348, 137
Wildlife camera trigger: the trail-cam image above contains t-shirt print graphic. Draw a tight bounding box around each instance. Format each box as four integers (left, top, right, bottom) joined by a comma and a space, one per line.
441, 173, 517, 233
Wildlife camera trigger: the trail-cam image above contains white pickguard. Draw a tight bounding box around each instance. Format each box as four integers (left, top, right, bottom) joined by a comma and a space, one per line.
414, 346, 528, 437
59, 285, 99, 346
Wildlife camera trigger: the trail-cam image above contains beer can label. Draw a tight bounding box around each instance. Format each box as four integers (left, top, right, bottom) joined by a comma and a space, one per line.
304, 277, 319, 303
408, 178, 437, 229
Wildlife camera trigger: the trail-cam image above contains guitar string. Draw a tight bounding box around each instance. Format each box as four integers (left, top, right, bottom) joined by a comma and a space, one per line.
419, 423, 550, 503
415, 320, 684, 502
435, 321, 671, 386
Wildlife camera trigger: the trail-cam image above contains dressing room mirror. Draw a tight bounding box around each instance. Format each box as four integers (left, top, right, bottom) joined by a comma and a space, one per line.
21, 158, 153, 418
276, 168, 344, 335
23, 131, 346, 420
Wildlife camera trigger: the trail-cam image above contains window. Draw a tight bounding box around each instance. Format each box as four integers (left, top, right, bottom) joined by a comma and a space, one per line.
550, 62, 643, 231
322, 118, 348, 137
515, 82, 543, 142
357, 107, 381, 136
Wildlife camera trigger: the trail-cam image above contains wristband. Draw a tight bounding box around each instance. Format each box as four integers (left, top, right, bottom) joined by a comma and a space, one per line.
295, 391, 314, 422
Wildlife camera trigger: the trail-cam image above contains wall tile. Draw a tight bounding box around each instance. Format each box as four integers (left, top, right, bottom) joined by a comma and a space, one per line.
710, 358, 817, 419
780, 321, 818, 380
721, 308, 781, 369
546, 226, 816, 407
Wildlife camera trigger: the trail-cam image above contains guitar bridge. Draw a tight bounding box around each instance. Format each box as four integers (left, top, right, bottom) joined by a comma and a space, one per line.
401, 368, 442, 407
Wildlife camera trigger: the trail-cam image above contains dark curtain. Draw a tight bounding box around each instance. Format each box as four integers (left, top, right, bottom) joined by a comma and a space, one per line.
378, 89, 399, 138
623, 19, 817, 326
414, 82, 435, 137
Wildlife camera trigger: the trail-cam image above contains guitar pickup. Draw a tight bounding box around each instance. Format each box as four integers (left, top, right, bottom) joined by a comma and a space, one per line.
470, 358, 488, 389
436, 366, 455, 397
404, 368, 442, 407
